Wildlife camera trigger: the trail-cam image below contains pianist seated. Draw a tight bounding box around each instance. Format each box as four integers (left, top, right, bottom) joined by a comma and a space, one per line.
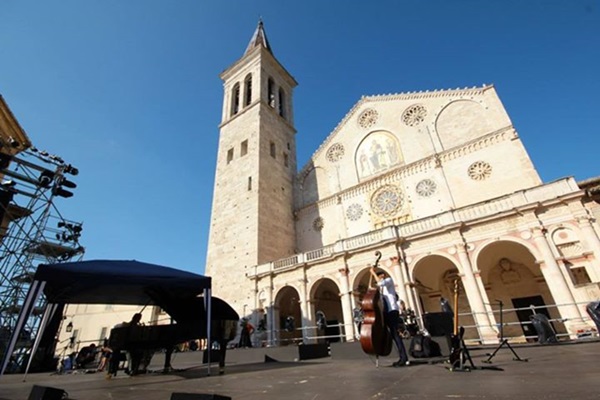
106, 298, 239, 378
107, 313, 143, 378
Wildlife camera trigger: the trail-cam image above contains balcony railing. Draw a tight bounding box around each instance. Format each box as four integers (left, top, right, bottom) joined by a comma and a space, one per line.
247, 178, 580, 278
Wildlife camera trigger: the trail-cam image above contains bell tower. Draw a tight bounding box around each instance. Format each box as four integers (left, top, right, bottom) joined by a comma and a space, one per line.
205, 21, 297, 313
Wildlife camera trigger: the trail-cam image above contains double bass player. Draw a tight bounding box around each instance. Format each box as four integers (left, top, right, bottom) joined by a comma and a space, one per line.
369, 265, 410, 367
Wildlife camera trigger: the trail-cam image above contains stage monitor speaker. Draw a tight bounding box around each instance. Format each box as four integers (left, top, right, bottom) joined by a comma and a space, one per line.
28, 385, 67, 400
423, 312, 453, 337
298, 343, 329, 360
171, 394, 231, 400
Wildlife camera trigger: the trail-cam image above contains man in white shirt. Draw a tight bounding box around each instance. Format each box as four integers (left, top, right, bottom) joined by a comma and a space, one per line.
370, 266, 410, 367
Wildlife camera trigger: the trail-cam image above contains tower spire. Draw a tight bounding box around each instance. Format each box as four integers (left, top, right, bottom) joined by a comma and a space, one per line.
244, 19, 272, 55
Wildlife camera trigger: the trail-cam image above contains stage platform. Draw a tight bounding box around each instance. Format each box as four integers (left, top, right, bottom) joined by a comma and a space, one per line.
1, 339, 599, 400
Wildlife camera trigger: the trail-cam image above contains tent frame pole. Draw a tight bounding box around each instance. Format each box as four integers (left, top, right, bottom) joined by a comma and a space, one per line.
204, 288, 212, 376
0, 281, 45, 378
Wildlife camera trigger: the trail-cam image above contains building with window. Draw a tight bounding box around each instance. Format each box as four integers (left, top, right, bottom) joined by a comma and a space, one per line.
206, 22, 600, 345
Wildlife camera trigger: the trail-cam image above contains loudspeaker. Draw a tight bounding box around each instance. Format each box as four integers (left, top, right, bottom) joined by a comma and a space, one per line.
423, 312, 453, 337
28, 385, 67, 400
170, 394, 231, 400
298, 343, 329, 360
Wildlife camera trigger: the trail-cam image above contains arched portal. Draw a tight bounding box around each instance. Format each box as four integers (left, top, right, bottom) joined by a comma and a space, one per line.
351, 268, 375, 303
411, 254, 476, 339
274, 286, 302, 346
476, 240, 565, 341
310, 278, 344, 342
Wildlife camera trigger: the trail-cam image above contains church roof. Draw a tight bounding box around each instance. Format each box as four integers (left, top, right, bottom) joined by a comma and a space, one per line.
298, 84, 496, 177
244, 19, 272, 56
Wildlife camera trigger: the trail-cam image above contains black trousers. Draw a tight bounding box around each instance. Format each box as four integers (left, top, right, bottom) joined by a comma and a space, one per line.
384, 309, 408, 363
107, 350, 120, 376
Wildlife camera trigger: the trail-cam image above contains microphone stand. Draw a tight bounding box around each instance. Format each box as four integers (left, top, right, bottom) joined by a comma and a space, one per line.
483, 300, 527, 363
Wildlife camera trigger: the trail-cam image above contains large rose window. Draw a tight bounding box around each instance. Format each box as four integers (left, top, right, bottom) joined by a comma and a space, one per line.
371, 185, 404, 218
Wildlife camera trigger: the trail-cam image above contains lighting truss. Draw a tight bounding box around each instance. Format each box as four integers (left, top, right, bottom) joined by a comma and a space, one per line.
0, 147, 84, 371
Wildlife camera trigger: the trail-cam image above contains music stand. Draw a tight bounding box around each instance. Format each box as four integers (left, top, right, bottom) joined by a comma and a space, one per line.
483, 300, 527, 363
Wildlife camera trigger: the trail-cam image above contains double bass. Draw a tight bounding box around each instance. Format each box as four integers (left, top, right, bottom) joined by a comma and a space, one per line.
359, 251, 392, 357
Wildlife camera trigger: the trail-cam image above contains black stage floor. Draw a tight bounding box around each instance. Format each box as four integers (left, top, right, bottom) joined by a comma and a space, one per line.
1, 339, 599, 400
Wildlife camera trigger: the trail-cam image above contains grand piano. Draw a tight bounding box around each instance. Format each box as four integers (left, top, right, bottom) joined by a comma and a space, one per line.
108, 296, 238, 374
6, 260, 234, 376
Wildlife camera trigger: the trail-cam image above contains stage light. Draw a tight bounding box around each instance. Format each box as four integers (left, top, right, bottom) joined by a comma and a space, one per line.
38, 170, 54, 188
56, 222, 83, 241
49, 155, 64, 164
52, 186, 73, 198
1, 180, 16, 188
66, 322, 73, 333
58, 176, 76, 189
52, 176, 76, 198
64, 164, 79, 176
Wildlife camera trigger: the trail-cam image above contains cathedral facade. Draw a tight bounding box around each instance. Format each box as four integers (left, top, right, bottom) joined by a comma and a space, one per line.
206, 23, 600, 345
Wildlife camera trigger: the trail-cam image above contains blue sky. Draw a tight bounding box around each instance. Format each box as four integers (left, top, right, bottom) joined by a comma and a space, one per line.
1, 1, 598, 275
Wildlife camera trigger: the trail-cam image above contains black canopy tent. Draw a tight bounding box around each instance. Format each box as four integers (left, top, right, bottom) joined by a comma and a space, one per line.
0, 260, 216, 378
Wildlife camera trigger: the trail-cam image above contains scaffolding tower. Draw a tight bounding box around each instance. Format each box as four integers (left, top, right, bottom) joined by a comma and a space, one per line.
0, 147, 84, 371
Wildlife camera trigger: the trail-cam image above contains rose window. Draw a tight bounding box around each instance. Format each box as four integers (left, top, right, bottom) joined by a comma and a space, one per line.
416, 179, 437, 197
326, 143, 345, 163
313, 217, 325, 231
402, 104, 427, 126
358, 108, 378, 129
468, 161, 492, 181
346, 203, 364, 221
371, 185, 404, 218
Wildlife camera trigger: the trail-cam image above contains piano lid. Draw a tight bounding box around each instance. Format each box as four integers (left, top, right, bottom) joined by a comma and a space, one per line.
151, 290, 239, 323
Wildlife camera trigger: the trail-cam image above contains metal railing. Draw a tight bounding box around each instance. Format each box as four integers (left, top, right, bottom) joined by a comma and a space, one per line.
254, 299, 598, 348
439, 300, 598, 345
